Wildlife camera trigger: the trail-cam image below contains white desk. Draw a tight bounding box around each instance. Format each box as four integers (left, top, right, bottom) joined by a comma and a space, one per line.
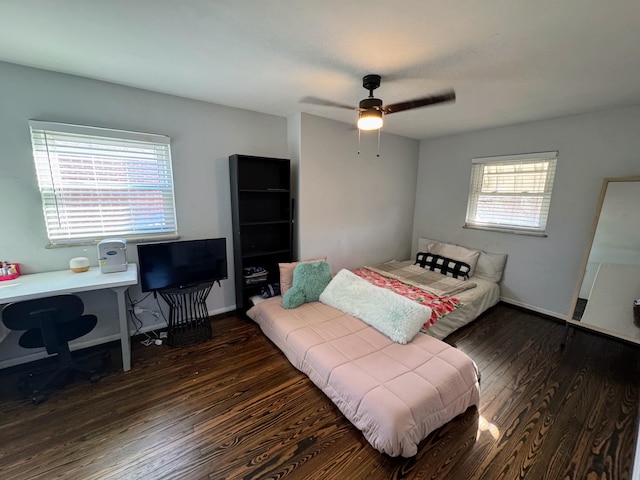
0, 264, 138, 371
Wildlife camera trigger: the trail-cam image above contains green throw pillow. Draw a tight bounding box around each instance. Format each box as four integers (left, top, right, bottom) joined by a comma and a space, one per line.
282, 260, 332, 309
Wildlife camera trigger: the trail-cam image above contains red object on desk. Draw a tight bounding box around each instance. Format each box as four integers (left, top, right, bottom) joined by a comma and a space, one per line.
0, 263, 20, 281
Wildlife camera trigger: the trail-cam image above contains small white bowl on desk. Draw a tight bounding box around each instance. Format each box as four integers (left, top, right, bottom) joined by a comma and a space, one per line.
69, 257, 91, 273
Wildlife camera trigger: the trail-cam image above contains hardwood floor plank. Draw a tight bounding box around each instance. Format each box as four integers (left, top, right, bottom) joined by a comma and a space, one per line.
0, 304, 638, 479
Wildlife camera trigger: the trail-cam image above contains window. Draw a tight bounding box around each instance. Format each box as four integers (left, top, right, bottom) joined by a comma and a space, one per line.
464, 151, 557, 236
29, 120, 177, 246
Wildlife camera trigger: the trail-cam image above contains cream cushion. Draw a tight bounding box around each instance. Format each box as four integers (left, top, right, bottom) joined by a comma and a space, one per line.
417, 237, 507, 282
474, 250, 508, 283
417, 236, 437, 253
429, 242, 481, 277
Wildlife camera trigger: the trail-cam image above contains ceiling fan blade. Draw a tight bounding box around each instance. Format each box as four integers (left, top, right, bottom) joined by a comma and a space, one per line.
382, 89, 456, 115
300, 96, 358, 111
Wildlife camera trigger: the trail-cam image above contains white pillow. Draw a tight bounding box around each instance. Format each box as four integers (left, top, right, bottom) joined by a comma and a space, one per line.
429, 242, 481, 277
415, 237, 507, 281
474, 250, 507, 283
417, 236, 438, 253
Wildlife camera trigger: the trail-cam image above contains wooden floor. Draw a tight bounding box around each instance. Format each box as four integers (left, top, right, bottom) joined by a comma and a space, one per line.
0, 303, 638, 479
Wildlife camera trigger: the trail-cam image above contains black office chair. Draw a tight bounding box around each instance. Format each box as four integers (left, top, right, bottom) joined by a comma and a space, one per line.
2, 294, 106, 404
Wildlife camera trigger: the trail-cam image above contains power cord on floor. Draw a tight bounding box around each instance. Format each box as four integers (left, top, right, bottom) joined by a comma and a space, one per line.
127, 290, 166, 346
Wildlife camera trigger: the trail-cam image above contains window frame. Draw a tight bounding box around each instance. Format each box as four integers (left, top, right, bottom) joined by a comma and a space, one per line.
29, 120, 178, 247
464, 151, 558, 236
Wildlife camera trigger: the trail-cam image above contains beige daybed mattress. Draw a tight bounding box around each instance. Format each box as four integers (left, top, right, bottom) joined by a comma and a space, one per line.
426, 276, 500, 340
247, 298, 480, 457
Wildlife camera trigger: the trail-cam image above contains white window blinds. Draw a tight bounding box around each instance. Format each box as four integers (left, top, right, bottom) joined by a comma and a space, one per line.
29, 120, 177, 245
464, 151, 558, 235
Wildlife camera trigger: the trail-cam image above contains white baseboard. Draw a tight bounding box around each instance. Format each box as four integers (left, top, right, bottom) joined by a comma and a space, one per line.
208, 305, 238, 317
499, 296, 568, 321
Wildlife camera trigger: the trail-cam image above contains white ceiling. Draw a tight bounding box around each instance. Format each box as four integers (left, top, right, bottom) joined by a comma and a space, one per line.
2, 1, 640, 139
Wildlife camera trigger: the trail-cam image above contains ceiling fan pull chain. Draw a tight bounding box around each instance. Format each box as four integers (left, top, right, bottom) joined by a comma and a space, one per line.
357, 128, 361, 155
377, 129, 381, 157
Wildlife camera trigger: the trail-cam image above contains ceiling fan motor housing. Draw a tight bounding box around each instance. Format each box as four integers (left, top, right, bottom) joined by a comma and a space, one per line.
359, 97, 383, 110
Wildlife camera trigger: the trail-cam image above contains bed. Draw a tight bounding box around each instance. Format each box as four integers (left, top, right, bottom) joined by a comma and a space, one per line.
351, 262, 500, 341
246, 238, 505, 456
421, 275, 499, 339
247, 298, 480, 457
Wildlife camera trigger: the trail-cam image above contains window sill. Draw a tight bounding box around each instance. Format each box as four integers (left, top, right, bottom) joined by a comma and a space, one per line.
46, 234, 180, 248
463, 224, 547, 237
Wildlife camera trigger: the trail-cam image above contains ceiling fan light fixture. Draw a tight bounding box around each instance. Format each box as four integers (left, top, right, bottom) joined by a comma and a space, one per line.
357, 109, 383, 130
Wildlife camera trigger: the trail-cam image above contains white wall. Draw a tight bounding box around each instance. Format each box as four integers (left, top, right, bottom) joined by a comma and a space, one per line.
0, 61, 288, 326
414, 105, 640, 318
8, 59, 638, 349
296, 113, 419, 271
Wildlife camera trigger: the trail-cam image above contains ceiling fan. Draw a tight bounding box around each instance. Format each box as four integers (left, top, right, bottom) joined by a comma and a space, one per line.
303, 74, 456, 131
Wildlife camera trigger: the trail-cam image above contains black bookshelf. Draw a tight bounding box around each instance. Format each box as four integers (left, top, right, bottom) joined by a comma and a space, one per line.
229, 154, 293, 310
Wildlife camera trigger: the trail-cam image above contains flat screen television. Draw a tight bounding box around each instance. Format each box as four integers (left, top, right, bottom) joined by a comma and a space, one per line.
137, 238, 228, 292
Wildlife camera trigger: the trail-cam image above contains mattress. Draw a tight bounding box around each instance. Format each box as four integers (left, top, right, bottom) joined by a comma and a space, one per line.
247, 299, 480, 457
425, 276, 500, 340
251, 272, 500, 342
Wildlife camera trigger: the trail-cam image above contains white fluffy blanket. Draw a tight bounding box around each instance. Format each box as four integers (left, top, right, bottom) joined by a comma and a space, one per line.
319, 269, 432, 344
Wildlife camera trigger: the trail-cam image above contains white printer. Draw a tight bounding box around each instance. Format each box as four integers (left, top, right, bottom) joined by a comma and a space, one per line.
97, 238, 128, 273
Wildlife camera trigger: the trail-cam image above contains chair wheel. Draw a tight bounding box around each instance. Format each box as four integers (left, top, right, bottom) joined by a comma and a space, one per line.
32, 394, 47, 405
90, 373, 101, 383
101, 351, 112, 368
17, 379, 31, 395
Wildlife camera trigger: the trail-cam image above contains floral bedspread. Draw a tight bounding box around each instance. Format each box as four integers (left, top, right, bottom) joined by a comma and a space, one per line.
353, 267, 462, 330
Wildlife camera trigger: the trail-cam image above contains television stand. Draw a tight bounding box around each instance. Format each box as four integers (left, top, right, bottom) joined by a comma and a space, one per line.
158, 281, 214, 347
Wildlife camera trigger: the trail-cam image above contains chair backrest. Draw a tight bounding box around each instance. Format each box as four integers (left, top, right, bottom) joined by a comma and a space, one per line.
2, 295, 85, 331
